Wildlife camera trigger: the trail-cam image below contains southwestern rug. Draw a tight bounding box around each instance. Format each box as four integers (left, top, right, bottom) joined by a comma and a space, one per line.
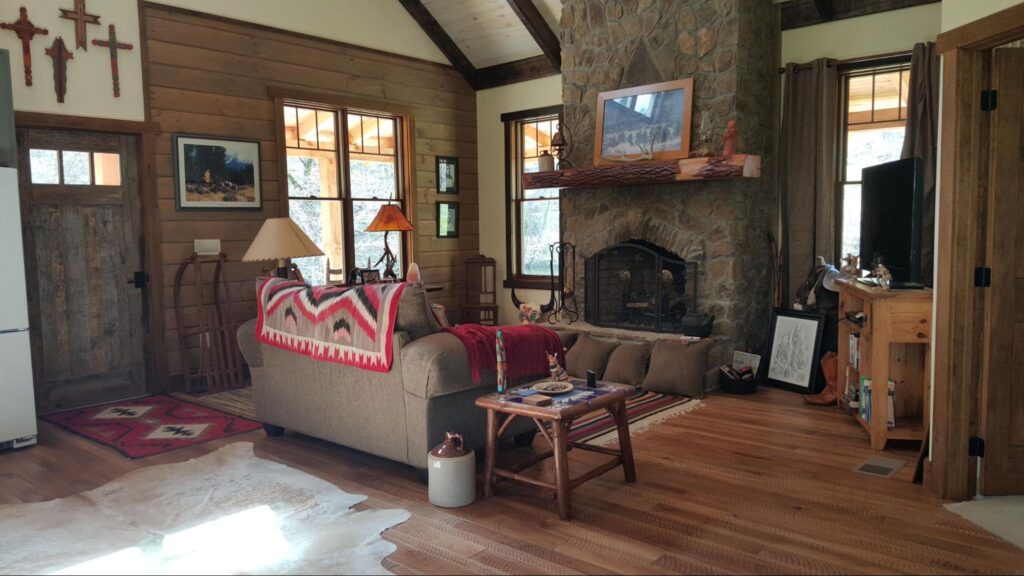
41, 395, 262, 459
569, 390, 702, 445
0, 442, 410, 575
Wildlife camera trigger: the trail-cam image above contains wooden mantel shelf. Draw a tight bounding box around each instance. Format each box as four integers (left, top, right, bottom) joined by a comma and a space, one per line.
522, 154, 762, 190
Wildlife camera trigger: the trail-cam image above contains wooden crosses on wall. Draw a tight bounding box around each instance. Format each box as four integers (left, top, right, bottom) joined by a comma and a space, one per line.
1, 1, 136, 103
44, 37, 73, 103
0, 7, 48, 86
92, 24, 132, 97
58, 0, 100, 50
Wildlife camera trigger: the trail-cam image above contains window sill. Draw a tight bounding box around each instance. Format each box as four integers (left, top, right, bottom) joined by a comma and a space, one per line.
503, 276, 560, 290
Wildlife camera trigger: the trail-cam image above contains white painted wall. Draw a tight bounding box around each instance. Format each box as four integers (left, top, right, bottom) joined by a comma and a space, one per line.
476, 74, 561, 325
1, 0, 145, 120
781, 3, 942, 64
942, 0, 1024, 31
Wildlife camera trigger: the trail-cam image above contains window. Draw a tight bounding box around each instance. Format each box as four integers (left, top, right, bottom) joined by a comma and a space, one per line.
29, 148, 121, 186
504, 106, 562, 287
282, 103, 405, 286
838, 65, 910, 260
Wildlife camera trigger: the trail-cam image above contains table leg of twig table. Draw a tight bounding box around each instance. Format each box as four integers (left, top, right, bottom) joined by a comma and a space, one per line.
484, 408, 497, 497
609, 399, 637, 482
551, 419, 572, 520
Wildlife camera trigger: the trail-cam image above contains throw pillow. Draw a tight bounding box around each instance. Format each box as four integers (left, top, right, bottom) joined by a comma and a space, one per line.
602, 341, 653, 386
564, 335, 620, 379
642, 339, 715, 397
395, 282, 441, 340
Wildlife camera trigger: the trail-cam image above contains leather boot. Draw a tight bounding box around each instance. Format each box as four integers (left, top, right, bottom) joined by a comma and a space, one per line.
805, 351, 839, 405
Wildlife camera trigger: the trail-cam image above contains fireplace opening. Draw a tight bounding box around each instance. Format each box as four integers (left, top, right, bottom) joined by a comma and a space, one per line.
585, 240, 697, 333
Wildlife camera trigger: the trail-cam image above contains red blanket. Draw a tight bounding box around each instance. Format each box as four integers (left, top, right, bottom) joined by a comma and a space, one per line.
443, 324, 565, 384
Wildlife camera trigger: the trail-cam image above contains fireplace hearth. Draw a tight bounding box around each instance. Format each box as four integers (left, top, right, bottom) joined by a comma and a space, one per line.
585, 240, 697, 334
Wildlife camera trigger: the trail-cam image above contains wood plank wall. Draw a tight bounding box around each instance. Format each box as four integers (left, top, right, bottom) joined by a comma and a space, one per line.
140, 3, 479, 382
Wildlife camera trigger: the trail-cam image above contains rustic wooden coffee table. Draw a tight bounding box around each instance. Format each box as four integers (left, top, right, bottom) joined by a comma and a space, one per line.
475, 382, 637, 520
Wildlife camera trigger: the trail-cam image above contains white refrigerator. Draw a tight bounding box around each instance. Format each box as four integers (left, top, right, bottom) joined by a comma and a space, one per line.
0, 165, 37, 450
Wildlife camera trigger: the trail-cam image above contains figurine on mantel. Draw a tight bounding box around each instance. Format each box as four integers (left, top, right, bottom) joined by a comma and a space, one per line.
721, 120, 738, 159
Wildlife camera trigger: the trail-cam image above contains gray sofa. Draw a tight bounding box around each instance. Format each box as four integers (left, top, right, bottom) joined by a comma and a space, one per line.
236, 283, 534, 471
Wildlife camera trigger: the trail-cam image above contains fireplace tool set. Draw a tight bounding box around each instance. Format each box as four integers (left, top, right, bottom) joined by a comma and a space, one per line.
510, 241, 579, 325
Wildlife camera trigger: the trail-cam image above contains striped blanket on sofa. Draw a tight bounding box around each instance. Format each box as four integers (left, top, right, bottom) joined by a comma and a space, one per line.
255, 277, 407, 372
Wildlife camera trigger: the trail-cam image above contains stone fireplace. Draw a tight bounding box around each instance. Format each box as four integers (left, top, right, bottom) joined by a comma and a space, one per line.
560, 0, 779, 359
585, 240, 696, 333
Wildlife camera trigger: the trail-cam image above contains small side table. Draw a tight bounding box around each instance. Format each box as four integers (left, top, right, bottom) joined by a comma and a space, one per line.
475, 383, 637, 520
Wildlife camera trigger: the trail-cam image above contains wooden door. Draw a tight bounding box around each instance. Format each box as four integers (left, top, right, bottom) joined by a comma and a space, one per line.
980, 48, 1024, 495
16, 129, 147, 411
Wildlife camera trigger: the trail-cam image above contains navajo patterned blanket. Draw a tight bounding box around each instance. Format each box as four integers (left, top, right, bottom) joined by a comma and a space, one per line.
255, 277, 407, 372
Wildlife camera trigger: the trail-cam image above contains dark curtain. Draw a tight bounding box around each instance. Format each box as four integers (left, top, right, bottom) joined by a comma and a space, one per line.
779, 59, 837, 304
901, 42, 939, 284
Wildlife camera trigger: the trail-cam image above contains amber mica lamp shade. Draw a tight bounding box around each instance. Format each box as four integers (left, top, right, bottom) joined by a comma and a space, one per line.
242, 217, 324, 278
365, 204, 414, 279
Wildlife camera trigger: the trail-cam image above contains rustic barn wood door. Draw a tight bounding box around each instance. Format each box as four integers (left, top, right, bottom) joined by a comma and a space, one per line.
980, 48, 1024, 495
16, 129, 147, 411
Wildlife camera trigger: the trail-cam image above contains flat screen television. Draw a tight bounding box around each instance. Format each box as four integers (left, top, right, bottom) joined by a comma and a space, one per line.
859, 157, 927, 288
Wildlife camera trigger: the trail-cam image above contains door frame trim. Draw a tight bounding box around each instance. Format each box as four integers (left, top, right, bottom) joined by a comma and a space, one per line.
14, 112, 168, 395
931, 3, 1024, 499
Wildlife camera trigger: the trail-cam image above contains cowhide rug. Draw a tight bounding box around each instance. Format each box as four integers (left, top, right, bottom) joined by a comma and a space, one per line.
0, 442, 409, 575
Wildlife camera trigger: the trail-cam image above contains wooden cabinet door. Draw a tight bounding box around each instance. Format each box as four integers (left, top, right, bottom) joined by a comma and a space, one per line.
16, 129, 147, 411
980, 48, 1024, 495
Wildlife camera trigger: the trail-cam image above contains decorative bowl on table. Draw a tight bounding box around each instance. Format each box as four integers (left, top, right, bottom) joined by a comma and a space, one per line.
531, 381, 575, 395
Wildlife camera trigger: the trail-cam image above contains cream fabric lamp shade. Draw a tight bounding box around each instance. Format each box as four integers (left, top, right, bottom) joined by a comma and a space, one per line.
243, 218, 324, 276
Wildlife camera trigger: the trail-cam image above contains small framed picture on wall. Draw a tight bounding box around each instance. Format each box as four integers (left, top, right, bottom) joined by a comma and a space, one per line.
436, 156, 458, 194
172, 134, 262, 210
436, 201, 459, 238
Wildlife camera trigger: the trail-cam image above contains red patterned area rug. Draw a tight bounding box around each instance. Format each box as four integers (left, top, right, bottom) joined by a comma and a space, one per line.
41, 395, 262, 459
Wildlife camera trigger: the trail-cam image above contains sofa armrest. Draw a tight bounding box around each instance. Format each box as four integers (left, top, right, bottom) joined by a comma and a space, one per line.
401, 332, 490, 400
236, 319, 261, 368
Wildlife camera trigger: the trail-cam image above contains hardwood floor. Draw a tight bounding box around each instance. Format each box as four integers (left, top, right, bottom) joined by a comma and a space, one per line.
2, 387, 1022, 574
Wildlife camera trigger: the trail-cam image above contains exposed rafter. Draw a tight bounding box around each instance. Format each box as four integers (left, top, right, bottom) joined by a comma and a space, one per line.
813, 0, 835, 21
781, 0, 940, 30
475, 55, 558, 90
397, 0, 478, 89
505, 0, 561, 69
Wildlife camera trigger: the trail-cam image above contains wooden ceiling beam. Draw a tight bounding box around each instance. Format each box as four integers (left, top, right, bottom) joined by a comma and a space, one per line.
397, 0, 479, 89
475, 55, 558, 90
781, 0, 940, 30
506, 0, 561, 69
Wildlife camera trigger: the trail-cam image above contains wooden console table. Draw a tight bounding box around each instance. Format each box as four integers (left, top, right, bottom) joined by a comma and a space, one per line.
835, 279, 932, 450
475, 383, 637, 520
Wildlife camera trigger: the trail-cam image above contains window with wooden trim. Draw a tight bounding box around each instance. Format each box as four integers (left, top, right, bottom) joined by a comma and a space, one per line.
281, 103, 405, 285
29, 148, 121, 186
504, 106, 562, 288
838, 64, 911, 260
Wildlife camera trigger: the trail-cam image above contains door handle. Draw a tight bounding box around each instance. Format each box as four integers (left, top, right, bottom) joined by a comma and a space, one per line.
128, 270, 148, 289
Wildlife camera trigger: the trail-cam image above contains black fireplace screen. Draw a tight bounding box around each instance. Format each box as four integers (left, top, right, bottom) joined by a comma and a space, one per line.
585, 240, 697, 333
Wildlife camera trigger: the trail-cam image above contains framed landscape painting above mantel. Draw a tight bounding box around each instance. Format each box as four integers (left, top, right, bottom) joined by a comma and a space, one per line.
593, 78, 694, 166
173, 134, 262, 210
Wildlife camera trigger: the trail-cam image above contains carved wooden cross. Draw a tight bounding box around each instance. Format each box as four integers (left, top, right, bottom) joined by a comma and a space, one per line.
0, 7, 48, 86
92, 24, 133, 97
58, 0, 100, 50
45, 37, 73, 103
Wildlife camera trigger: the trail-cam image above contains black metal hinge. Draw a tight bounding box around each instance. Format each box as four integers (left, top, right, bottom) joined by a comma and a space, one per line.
981, 89, 998, 112
969, 436, 986, 458
974, 267, 992, 288
128, 270, 149, 289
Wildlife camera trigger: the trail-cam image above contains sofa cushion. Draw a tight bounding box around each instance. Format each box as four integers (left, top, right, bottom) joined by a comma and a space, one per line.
642, 339, 714, 397
551, 329, 579, 353
565, 335, 619, 379
396, 282, 441, 341
402, 332, 493, 399
602, 341, 652, 385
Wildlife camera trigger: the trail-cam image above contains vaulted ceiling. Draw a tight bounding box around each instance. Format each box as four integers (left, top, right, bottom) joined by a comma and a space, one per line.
398, 0, 562, 90
401, 0, 943, 90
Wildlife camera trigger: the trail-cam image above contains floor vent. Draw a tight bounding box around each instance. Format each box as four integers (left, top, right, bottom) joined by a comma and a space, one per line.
854, 456, 906, 478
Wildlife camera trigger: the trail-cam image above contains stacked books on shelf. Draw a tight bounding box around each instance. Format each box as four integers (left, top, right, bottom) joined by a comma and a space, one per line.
848, 332, 861, 371
856, 377, 896, 428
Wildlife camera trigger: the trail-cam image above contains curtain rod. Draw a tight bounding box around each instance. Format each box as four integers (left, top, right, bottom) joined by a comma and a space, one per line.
778, 49, 912, 74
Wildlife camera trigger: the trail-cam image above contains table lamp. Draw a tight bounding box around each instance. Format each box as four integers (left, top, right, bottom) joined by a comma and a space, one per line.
242, 217, 324, 278
365, 203, 414, 279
